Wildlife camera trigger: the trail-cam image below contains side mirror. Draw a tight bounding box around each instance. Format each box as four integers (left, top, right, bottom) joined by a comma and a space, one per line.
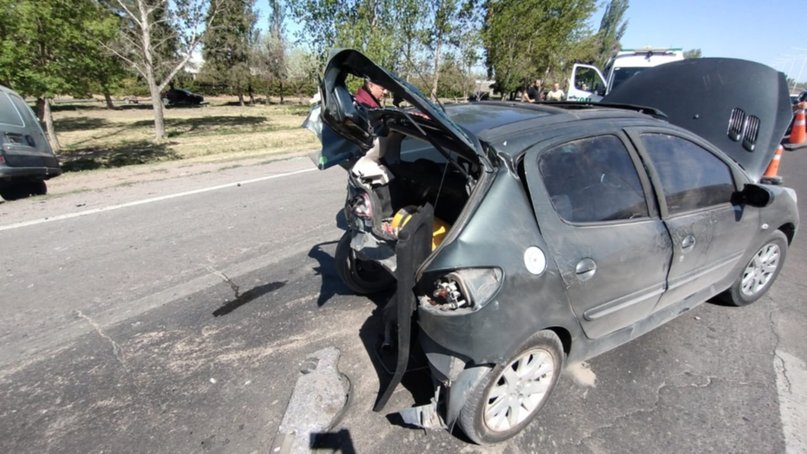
733, 184, 774, 207
596, 86, 606, 97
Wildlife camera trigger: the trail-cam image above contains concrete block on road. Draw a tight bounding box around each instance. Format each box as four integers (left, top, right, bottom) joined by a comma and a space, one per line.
271, 347, 350, 454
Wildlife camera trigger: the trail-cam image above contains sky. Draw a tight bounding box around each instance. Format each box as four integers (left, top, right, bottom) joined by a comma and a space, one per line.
588, 0, 807, 84
255, 0, 807, 86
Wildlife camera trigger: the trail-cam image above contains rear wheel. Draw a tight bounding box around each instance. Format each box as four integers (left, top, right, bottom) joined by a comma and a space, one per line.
0, 180, 47, 201
717, 230, 788, 306
29, 180, 47, 196
459, 330, 564, 445
334, 232, 395, 294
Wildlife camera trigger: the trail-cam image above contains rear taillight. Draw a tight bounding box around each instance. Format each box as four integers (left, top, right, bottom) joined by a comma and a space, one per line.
419, 268, 503, 313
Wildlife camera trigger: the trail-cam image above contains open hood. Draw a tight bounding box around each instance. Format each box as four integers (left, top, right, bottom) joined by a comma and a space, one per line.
602, 58, 792, 181
313, 49, 485, 168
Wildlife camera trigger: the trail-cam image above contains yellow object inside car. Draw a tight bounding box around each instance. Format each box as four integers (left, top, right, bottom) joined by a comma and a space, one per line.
391, 206, 451, 250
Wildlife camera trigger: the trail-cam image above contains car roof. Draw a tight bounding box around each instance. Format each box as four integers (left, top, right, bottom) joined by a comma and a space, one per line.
444, 101, 660, 153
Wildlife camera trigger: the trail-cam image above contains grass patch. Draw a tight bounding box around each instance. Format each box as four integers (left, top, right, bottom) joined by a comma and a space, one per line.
60, 140, 180, 171
53, 97, 318, 171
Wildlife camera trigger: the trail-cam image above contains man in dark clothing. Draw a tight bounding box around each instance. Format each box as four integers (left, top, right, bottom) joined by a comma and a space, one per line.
526, 79, 543, 103
354, 80, 385, 108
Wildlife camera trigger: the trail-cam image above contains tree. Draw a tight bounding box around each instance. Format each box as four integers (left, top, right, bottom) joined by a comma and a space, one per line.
482, 0, 596, 97
106, 0, 219, 140
252, 0, 288, 103
594, 0, 628, 68
200, 0, 256, 106
287, 0, 404, 71
84, 12, 130, 109
0, 0, 115, 150
684, 48, 702, 59
422, 0, 458, 100
391, 0, 425, 82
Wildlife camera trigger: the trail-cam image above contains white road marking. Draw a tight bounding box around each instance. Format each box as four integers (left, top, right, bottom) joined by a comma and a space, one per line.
774, 349, 807, 453
0, 167, 317, 232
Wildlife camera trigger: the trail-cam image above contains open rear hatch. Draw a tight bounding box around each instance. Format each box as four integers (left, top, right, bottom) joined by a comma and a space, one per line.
306, 49, 488, 169
602, 57, 792, 182
306, 49, 490, 412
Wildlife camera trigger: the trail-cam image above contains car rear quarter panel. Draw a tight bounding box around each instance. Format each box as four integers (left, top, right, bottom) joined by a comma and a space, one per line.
417, 166, 581, 366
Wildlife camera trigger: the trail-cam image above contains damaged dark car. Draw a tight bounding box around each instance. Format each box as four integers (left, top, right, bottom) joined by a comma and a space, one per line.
305, 50, 799, 444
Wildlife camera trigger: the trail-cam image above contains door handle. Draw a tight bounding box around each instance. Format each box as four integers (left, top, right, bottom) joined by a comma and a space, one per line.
575, 258, 597, 282
681, 234, 696, 251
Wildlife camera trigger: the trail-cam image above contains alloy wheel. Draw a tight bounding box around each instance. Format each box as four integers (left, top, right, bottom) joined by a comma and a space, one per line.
740, 243, 781, 297
483, 347, 555, 432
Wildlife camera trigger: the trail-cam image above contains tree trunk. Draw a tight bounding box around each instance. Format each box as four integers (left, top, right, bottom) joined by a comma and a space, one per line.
279, 79, 284, 105
103, 89, 115, 110
431, 35, 443, 101
248, 83, 255, 105
147, 75, 166, 141
238, 93, 245, 106
36, 98, 61, 151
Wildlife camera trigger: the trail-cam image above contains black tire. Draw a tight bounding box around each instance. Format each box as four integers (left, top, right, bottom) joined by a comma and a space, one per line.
29, 180, 47, 196
0, 183, 28, 201
334, 232, 395, 295
459, 330, 564, 445
716, 230, 788, 306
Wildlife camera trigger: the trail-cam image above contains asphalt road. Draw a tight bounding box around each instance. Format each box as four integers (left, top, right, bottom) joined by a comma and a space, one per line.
1, 151, 805, 453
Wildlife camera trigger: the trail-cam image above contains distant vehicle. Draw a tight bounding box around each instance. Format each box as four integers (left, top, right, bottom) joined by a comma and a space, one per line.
161, 88, 204, 107
568, 48, 685, 102
0, 85, 61, 201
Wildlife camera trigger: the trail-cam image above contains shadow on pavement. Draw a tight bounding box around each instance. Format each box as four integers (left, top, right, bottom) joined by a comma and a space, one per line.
310, 429, 356, 453
212, 280, 288, 317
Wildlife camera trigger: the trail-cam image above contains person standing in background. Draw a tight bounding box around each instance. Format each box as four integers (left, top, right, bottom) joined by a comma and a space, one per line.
546, 82, 565, 102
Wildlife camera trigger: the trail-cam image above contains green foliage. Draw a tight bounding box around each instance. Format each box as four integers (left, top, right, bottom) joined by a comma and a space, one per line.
287, 0, 426, 73
482, 0, 597, 96
594, 0, 628, 68
199, 0, 257, 100
684, 48, 702, 59
0, 0, 121, 99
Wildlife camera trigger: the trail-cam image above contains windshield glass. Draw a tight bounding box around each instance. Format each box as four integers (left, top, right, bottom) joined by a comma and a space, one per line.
610, 67, 645, 93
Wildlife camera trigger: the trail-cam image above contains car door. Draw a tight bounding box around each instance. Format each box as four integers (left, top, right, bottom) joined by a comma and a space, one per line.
628, 129, 759, 310
524, 132, 673, 339
567, 64, 607, 102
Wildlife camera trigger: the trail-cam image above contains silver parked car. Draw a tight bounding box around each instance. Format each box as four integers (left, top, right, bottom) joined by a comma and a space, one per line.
306, 50, 798, 444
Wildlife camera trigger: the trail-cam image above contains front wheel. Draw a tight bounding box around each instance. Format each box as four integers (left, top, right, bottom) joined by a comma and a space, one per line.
458, 330, 564, 445
334, 232, 395, 295
716, 230, 788, 306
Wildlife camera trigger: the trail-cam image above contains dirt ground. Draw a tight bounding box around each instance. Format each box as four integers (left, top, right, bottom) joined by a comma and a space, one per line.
51, 96, 319, 173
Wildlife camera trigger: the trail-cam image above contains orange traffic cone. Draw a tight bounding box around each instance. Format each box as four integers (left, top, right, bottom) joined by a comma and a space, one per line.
760, 145, 783, 184
791, 109, 806, 145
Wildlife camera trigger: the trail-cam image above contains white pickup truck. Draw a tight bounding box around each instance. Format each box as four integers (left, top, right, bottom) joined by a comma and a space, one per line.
567, 48, 684, 102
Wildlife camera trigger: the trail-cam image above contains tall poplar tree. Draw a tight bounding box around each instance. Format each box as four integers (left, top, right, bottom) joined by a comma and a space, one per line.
594, 0, 629, 68
482, 0, 596, 96
201, 0, 257, 105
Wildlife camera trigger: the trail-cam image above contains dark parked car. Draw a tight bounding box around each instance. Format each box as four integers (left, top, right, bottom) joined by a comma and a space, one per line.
0, 85, 61, 201
161, 87, 204, 107
306, 51, 798, 444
